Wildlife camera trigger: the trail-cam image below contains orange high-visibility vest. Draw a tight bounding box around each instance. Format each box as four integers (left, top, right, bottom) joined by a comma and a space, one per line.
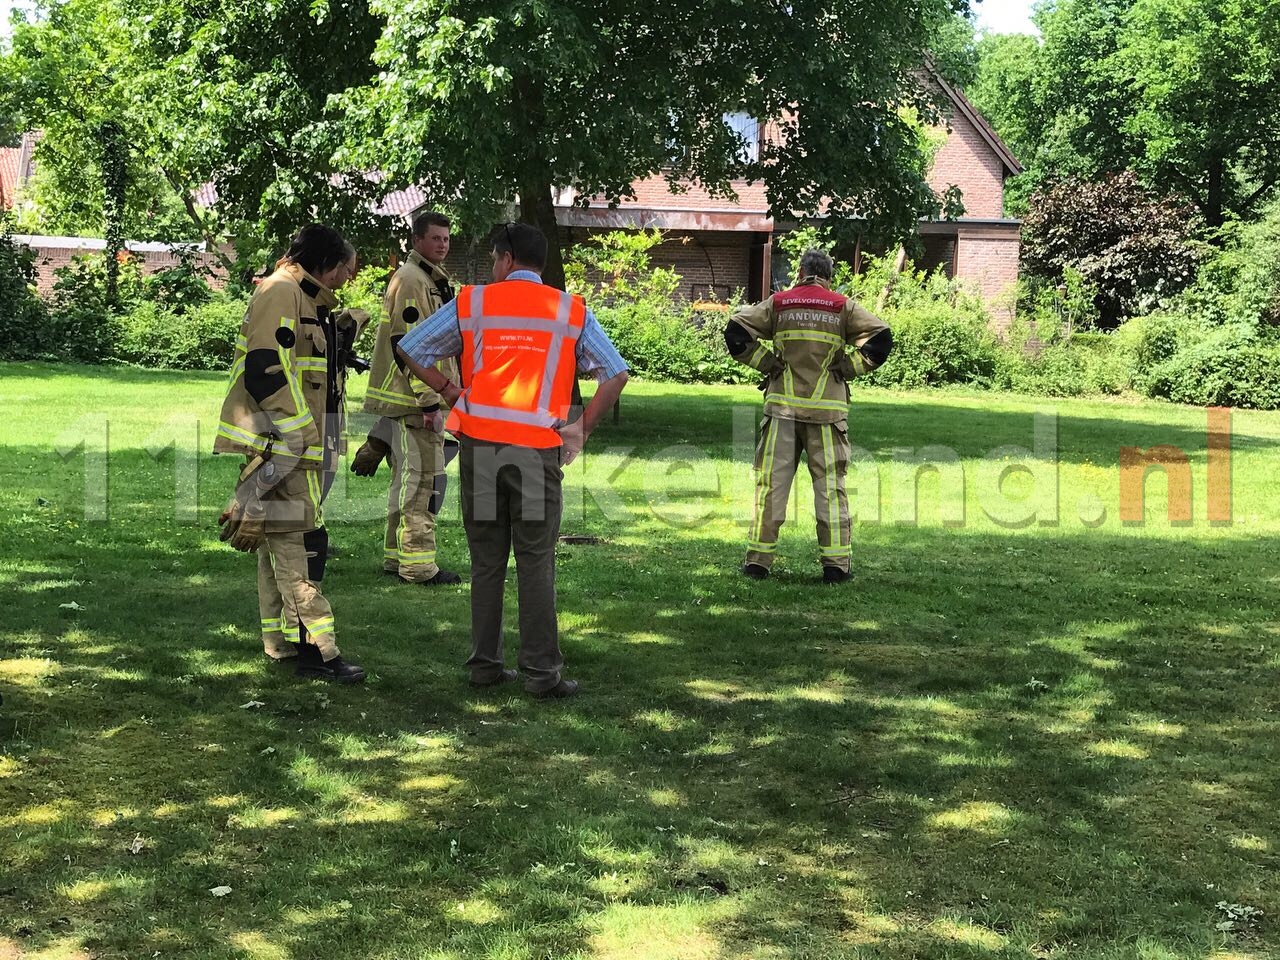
447, 279, 586, 448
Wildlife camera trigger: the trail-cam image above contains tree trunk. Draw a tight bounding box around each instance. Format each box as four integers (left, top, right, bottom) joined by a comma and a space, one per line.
99, 122, 128, 309
517, 171, 566, 290
1205, 156, 1225, 231
875, 245, 909, 313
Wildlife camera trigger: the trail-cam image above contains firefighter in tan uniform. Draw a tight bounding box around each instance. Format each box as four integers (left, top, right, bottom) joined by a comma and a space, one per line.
725, 248, 894, 584
350, 211, 462, 585
215, 223, 366, 683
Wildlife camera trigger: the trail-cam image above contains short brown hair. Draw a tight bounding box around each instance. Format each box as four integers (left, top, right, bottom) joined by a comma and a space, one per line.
412, 211, 451, 237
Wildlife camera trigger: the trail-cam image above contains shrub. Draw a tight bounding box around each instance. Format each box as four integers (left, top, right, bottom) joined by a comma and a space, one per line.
143, 258, 215, 314
115, 298, 246, 370
0, 221, 50, 361
46, 255, 140, 363
1144, 324, 1280, 409
870, 302, 1001, 389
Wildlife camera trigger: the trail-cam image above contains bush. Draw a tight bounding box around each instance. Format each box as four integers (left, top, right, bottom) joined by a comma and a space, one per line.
870, 302, 1001, 389
115, 298, 246, 370
1143, 324, 1280, 408
45, 255, 139, 364
0, 222, 50, 361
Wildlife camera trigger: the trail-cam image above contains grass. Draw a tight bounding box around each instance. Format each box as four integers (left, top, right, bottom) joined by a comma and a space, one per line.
1, 360, 1278, 960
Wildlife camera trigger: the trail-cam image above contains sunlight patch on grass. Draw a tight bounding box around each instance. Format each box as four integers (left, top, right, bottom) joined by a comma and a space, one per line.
227, 806, 299, 829
207, 794, 246, 809
229, 931, 291, 960
623, 631, 680, 646
1087, 739, 1149, 759
400, 774, 462, 793
1129, 719, 1186, 738
647, 787, 684, 808
152, 802, 189, 818
935, 751, 1013, 769
58, 873, 148, 903
0, 656, 60, 687
2, 800, 72, 827
589, 903, 721, 960
929, 917, 1007, 950
684, 679, 766, 704
1229, 834, 1269, 852
450, 897, 503, 925
781, 683, 848, 705
90, 806, 140, 826
330, 797, 410, 824
881, 695, 974, 719
928, 801, 1019, 832
635, 709, 694, 733
0, 756, 21, 778
840, 912, 903, 946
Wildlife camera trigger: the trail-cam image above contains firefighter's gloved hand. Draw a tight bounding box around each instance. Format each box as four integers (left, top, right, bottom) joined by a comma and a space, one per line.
219, 497, 267, 552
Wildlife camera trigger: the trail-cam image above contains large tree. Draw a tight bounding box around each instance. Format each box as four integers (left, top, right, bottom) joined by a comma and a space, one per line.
339, 0, 974, 288
1032, 0, 1280, 229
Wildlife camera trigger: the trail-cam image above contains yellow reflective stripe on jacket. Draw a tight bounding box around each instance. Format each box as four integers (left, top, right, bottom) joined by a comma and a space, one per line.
776, 329, 844, 346
294, 357, 327, 374
274, 409, 315, 433
764, 392, 850, 412
367, 386, 419, 406
215, 421, 323, 462
276, 316, 310, 426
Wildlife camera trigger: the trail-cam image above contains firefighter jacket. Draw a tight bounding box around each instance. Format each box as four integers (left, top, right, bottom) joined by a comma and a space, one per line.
214, 262, 341, 470
364, 250, 460, 418
725, 277, 894, 424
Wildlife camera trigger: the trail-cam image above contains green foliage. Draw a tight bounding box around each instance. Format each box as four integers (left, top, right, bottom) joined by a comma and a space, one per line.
114, 298, 246, 370
43, 254, 143, 363
339, 0, 977, 284
1021, 172, 1202, 326
142, 258, 215, 315
565, 230, 751, 384
1144, 324, 1280, 409
0, 220, 49, 361
1183, 196, 1280, 326
869, 301, 1000, 389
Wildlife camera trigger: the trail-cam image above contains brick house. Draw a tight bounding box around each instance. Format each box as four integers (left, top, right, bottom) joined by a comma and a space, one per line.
550, 66, 1023, 316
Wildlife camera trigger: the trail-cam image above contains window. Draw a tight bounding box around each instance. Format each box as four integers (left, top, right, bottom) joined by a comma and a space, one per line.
724, 112, 761, 163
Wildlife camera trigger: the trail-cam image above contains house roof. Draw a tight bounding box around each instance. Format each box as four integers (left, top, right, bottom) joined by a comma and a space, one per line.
0, 147, 20, 208
924, 59, 1024, 177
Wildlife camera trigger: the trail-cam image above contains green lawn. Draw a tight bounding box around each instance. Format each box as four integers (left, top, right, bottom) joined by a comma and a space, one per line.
1, 361, 1278, 960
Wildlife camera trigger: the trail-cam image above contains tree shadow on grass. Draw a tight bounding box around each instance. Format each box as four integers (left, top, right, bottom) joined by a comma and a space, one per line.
3, 486, 1278, 958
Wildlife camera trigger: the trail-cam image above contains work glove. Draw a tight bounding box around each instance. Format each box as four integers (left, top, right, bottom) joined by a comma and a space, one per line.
218, 497, 268, 552
350, 436, 390, 476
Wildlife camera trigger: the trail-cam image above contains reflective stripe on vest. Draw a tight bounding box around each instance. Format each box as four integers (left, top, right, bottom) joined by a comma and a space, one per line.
450, 280, 585, 447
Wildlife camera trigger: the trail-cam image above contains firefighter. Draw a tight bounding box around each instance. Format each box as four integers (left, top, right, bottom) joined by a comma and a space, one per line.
215, 223, 366, 683
350, 211, 462, 586
725, 248, 894, 583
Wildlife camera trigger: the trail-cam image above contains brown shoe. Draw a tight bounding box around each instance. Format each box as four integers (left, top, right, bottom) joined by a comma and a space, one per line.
350, 437, 391, 477
532, 679, 579, 700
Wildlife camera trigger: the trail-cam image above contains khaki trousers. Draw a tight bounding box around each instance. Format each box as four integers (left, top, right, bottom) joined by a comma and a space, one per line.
459, 439, 564, 693
257, 530, 339, 660
746, 416, 852, 572
383, 414, 446, 581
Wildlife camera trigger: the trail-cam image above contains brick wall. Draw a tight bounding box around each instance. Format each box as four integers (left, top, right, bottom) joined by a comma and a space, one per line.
17, 236, 227, 297
955, 230, 1020, 329
927, 106, 1007, 220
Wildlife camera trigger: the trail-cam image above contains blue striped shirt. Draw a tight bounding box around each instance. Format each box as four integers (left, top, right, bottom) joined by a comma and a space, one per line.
398, 270, 629, 382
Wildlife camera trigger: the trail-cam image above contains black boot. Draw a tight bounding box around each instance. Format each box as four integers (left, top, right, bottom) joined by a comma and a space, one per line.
296, 653, 366, 684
